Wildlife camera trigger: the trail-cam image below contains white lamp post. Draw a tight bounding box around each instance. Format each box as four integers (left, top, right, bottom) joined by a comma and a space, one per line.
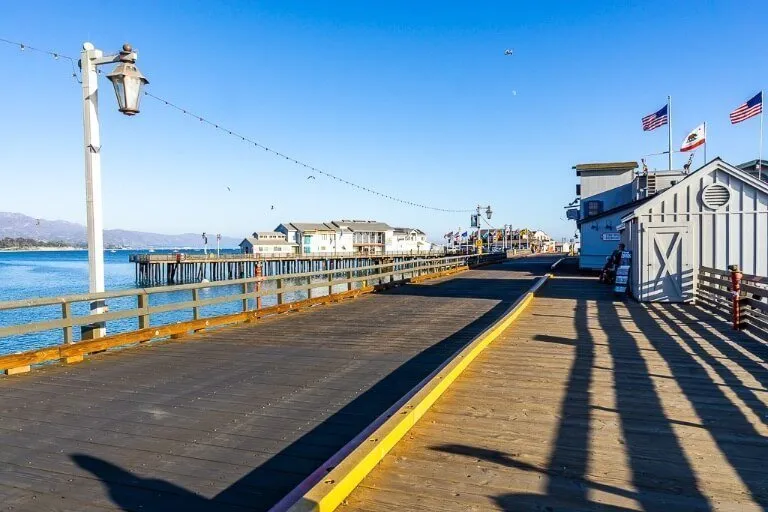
475, 204, 493, 254
216, 233, 221, 257
80, 42, 148, 338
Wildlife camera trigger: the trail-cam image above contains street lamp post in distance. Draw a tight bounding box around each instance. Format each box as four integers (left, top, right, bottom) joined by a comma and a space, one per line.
475, 204, 492, 254
80, 42, 148, 339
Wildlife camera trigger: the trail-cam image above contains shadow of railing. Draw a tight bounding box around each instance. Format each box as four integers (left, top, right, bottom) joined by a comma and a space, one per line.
431, 273, 733, 511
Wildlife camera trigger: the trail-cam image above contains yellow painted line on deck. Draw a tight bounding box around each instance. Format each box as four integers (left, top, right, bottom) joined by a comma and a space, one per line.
285, 273, 552, 512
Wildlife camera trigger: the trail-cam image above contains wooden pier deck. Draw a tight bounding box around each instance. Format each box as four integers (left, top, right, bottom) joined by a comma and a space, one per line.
343, 262, 768, 511
0, 256, 558, 511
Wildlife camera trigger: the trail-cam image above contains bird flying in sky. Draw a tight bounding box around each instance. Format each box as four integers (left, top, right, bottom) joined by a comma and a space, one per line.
307, 175, 316, 180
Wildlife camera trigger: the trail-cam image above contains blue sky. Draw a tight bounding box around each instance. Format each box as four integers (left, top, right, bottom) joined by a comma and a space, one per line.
1, 1, 766, 243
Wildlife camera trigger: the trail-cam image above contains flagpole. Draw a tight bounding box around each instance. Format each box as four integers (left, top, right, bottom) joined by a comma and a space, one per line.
757, 91, 764, 181
668, 95, 673, 170
704, 121, 707, 164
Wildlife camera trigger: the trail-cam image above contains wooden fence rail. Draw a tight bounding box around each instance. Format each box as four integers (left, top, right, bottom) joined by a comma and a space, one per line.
696, 265, 768, 337
0, 253, 502, 375
129, 250, 449, 263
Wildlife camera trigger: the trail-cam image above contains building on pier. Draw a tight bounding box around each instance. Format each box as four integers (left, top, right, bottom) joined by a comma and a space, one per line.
388, 228, 431, 253
239, 232, 298, 255
619, 158, 768, 302
570, 158, 768, 302
275, 222, 352, 255
269, 220, 434, 255
329, 220, 392, 255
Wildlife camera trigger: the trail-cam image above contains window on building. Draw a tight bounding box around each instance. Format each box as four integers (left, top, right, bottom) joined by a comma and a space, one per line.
586, 200, 603, 217
576, 184, 581, 196
303, 235, 311, 244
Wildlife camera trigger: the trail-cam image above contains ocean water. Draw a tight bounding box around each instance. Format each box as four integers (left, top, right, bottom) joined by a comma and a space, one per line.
0, 249, 342, 356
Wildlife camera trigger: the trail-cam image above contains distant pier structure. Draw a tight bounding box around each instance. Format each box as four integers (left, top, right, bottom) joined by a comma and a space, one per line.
129, 252, 448, 286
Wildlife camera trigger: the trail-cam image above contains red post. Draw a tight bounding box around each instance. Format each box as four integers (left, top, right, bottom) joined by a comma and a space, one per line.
255, 262, 263, 310
729, 264, 742, 330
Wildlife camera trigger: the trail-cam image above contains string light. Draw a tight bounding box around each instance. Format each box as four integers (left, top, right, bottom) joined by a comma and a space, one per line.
1, 37, 474, 214
0, 37, 81, 83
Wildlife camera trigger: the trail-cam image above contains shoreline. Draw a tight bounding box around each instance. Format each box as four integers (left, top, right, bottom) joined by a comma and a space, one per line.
0, 247, 83, 252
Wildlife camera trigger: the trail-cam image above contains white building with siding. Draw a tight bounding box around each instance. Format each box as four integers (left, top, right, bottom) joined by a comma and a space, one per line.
239, 232, 298, 255
275, 223, 352, 255
387, 228, 432, 253
263, 220, 434, 255
619, 159, 768, 302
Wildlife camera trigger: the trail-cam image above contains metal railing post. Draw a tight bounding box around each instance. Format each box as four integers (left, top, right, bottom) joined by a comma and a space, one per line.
347, 271, 353, 291
255, 262, 263, 310
61, 302, 73, 343
328, 271, 334, 296
192, 288, 201, 321
730, 264, 743, 330
276, 278, 284, 305
242, 282, 249, 312
137, 293, 150, 330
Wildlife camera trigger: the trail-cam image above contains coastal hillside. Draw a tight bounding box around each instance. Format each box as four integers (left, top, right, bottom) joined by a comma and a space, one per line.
0, 212, 241, 249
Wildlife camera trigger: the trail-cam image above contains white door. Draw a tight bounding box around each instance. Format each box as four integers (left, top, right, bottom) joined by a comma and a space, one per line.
643, 225, 692, 302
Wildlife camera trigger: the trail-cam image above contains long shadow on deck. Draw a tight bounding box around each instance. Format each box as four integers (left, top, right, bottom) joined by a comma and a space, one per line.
431, 263, 767, 511
70, 259, 557, 511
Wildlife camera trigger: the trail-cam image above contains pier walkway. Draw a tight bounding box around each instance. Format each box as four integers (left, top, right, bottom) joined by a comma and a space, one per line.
0, 256, 557, 511
344, 262, 768, 511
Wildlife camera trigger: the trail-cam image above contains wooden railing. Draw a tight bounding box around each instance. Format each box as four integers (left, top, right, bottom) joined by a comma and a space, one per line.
0, 253, 503, 374
696, 265, 768, 336
129, 250, 448, 263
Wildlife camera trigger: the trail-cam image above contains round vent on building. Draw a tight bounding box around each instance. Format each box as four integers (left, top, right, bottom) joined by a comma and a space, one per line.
701, 183, 731, 210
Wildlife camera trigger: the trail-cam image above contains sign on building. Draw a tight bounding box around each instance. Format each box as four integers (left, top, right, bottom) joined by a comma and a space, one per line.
601, 233, 621, 241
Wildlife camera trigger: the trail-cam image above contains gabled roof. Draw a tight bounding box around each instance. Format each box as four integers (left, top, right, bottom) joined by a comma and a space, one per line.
736, 159, 768, 171
621, 158, 768, 221
392, 227, 426, 235
280, 222, 335, 232
330, 220, 392, 231
240, 237, 297, 246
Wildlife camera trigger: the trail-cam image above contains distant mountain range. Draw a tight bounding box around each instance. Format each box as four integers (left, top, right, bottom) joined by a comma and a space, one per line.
0, 212, 241, 249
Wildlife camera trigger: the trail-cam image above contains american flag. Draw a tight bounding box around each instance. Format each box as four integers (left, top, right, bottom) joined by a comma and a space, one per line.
642, 105, 669, 131
730, 92, 763, 124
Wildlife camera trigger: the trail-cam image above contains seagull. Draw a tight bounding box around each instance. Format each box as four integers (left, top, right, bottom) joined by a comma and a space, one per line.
270, 205, 275, 210
226, 186, 231, 192
504, 49, 514, 56
307, 175, 316, 180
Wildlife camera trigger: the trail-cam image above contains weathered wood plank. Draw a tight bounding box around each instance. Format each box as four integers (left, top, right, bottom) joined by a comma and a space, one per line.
343, 266, 768, 512
0, 256, 557, 511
